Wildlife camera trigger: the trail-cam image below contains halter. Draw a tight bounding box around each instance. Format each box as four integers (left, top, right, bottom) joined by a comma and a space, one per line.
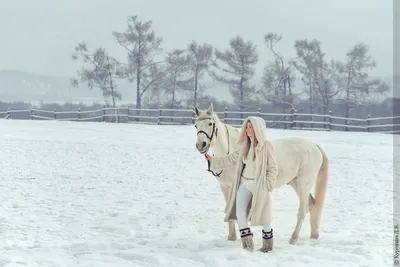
195, 116, 230, 178
196, 118, 217, 143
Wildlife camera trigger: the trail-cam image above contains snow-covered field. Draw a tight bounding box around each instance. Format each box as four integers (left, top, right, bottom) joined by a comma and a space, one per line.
0, 119, 394, 267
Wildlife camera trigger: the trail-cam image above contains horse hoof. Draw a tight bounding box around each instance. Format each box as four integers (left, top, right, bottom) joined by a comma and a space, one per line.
310, 233, 319, 239
289, 233, 298, 245
227, 235, 237, 241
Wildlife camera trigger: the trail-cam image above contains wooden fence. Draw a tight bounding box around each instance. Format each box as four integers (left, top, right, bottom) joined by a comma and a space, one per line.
1, 106, 399, 134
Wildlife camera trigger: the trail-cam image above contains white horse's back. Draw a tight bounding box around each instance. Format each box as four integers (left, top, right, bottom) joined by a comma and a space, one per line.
271, 137, 324, 188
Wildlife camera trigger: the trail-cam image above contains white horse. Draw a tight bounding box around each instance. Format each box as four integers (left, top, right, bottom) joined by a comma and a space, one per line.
193, 104, 329, 245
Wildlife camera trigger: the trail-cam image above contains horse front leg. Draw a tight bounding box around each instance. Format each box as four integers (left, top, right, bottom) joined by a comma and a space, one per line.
220, 182, 236, 241
227, 220, 237, 241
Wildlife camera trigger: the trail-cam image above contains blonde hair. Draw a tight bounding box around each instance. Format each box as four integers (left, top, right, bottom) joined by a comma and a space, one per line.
243, 121, 258, 161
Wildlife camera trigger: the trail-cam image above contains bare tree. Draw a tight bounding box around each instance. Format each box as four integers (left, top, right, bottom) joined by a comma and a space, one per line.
291, 39, 342, 119
261, 32, 297, 113
163, 49, 192, 109
209, 36, 259, 116
112, 15, 164, 112
138, 63, 168, 107
336, 43, 391, 120
70, 42, 122, 108
187, 41, 213, 107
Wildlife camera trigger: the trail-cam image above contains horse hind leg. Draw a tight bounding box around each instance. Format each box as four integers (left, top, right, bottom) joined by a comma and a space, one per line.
308, 193, 320, 239
290, 180, 315, 213
309, 194, 316, 212
309, 201, 319, 239
288, 178, 312, 245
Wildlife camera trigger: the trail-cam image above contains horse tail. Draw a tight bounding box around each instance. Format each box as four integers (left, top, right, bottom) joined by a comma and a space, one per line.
313, 144, 328, 228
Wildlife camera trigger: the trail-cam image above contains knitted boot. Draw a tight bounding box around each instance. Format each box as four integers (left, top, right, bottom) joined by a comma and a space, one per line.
259, 229, 273, 253
240, 227, 254, 251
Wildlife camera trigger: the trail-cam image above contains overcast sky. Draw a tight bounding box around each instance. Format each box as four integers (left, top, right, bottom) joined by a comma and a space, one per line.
0, 0, 393, 79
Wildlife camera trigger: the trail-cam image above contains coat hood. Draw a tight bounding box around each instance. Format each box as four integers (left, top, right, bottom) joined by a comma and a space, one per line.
237, 116, 267, 149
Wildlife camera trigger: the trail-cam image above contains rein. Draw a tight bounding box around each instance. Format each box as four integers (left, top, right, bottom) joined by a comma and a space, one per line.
205, 124, 230, 178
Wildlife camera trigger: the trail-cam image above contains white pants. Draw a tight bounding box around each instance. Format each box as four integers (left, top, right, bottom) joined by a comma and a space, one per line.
236, 179, 272, 232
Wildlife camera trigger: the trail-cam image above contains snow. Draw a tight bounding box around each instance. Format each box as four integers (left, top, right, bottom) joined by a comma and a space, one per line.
0, 119, 394, 267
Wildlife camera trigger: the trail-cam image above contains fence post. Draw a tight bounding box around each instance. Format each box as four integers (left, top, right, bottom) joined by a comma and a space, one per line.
224, 107, 228, 124
54, 109, 57, 119
102, 105, 106, 122
192, 109, 195, 124
366, 114, 371, 132
345, 118, 349, 132
258, 108, 261, 118
158, 106, 162, 125
284, 113, 287, 130
291, 109, 297, 129
328, 111, 332, 131
6, 108, 10, 119
77, 107, 81, 121
126, 106, 130, 123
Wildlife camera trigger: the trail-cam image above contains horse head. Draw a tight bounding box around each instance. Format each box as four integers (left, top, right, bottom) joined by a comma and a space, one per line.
193, 103, 218, 154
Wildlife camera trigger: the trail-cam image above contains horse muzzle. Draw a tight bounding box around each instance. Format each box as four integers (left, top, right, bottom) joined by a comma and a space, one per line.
196, 141, 210, 154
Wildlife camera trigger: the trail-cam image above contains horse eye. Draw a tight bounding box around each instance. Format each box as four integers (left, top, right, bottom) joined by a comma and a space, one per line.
208, 123, 212, 126
195, 125, 197, 128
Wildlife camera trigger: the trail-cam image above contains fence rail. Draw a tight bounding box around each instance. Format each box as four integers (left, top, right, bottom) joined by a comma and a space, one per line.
1, 106, 399, 134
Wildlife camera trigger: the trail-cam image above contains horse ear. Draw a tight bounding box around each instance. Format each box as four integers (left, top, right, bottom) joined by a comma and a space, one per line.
194, 106, 200, 117
206, 103, 214, 115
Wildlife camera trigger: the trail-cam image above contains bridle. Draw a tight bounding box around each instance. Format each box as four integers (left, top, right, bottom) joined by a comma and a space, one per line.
195, 116, 230, 178
196, 118, 218, 144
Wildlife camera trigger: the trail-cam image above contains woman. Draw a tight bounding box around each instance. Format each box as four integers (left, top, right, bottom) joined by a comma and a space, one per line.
205, 116, 278, 252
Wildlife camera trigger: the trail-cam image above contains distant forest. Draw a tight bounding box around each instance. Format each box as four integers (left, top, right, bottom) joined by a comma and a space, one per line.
1, 14, 398, 121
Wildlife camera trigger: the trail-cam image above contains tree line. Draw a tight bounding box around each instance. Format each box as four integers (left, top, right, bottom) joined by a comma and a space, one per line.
70, 15, 392, 120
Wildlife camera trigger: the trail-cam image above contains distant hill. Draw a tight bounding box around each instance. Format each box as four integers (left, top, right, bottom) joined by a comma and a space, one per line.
0, 69, 234, 104
0, 69, 396, 105
0, 69, 102, 103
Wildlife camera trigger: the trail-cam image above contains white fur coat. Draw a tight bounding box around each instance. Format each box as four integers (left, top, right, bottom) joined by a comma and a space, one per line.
209, 116, 278, 226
